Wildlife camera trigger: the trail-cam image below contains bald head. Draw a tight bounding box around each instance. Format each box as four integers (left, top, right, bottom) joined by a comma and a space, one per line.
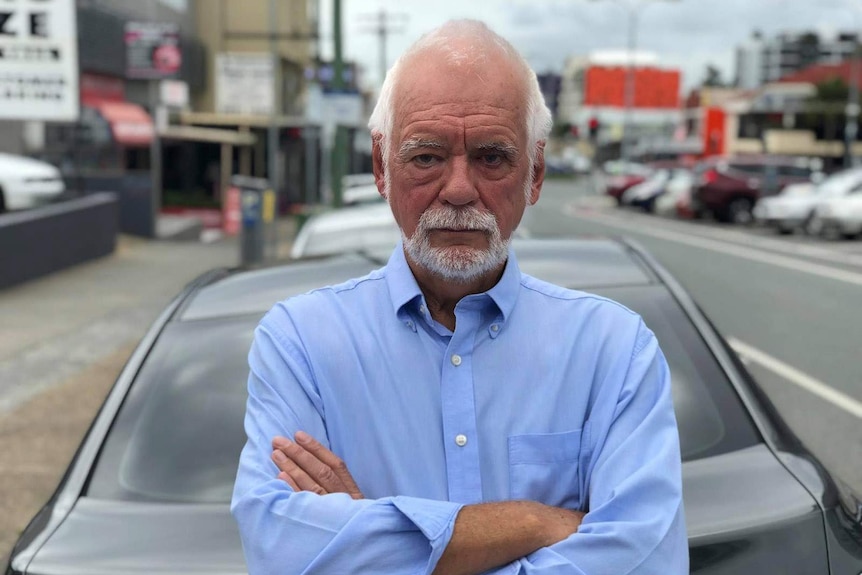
368, 20, 552, 174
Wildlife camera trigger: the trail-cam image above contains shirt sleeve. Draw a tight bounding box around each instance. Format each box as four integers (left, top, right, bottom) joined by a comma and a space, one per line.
513, 320, 689, 574
231, 311, 463, 575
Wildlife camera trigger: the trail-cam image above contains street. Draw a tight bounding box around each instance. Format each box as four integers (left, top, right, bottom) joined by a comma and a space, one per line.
525, 177, 862, 497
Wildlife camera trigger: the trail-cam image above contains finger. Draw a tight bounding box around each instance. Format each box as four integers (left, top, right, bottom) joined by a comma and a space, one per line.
271, 449, 326, 495
277, 470, 301, 492
272, 438, 344, 494
294, 431, 364, 499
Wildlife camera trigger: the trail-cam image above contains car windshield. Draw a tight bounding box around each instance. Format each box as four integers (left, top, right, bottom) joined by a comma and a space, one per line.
85, 283, 759, 504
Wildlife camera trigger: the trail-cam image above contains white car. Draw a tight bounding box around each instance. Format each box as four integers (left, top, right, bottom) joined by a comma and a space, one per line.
342, 183, 384, 206
292, 203, 531, 259
291, 202, 402, 259
753, 167, 862, 234
654, 170, 695, 218
0, 153, 66, 213
809, 191, 862, 239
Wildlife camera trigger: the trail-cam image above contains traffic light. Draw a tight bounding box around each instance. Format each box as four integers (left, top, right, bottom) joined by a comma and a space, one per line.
588, 117, 600, 140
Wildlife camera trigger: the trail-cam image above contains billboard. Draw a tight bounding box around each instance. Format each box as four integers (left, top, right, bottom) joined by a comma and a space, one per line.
0, 0, 79, 121
125, 22, 182, 79
215, 53, 274, 116
584, 65, 681, 109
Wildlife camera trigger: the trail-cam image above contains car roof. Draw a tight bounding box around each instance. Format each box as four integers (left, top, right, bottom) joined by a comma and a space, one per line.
179, 238, 657, 322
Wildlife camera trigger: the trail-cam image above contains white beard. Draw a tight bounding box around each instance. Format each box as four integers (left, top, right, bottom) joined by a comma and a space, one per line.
402, 205, 510, 283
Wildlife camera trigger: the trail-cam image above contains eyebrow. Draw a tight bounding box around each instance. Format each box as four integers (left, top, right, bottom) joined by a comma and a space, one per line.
396, 138, 445, 161
475, 142, 519, 159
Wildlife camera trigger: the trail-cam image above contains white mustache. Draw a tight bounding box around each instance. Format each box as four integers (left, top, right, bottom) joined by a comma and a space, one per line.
418, 207, 498, 233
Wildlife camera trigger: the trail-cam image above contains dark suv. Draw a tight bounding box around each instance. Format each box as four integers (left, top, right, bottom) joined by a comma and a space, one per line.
692, 156, 822, 223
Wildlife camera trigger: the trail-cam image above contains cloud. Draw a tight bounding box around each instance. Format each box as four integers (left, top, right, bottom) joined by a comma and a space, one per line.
323, 0, 862, 90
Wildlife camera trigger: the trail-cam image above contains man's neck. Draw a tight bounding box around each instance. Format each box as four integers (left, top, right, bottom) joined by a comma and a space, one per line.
404, 250, 505, 332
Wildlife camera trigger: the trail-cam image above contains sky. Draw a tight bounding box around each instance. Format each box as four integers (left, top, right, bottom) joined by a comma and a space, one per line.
319, 0, 862, 92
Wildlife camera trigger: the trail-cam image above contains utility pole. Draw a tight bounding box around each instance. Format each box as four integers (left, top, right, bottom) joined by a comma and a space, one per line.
357, 9, 408, 85
588, 0, 679, 160
845, 42, 860, 168
330, 0, 346, 208
268, 0, 280, 207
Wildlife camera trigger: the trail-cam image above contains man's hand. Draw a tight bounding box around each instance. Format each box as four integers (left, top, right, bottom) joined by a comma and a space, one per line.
271, 431, 364, 499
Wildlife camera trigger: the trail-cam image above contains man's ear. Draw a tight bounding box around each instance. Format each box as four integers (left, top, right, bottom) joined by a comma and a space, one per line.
371, 132, 387, 199
529, 142, 546, 205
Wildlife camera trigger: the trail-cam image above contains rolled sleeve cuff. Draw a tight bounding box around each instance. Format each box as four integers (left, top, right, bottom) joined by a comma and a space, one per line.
392, 496, 464, 573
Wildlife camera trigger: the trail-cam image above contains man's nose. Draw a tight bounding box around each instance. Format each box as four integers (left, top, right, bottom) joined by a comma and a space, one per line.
439, 155, 479, 206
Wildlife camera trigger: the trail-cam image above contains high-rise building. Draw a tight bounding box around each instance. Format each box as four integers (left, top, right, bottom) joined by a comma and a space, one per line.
735, 32, 764, 90
738, 30, 861, 88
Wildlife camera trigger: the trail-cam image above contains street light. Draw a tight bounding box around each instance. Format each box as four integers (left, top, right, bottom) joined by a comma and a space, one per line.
587, 0, 680, 160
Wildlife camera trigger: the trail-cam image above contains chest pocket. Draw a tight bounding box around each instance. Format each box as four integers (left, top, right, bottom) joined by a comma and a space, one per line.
508, 428, 584, 509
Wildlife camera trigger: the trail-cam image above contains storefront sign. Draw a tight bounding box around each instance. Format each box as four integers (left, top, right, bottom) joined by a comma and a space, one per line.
215, 52, 274, 116
159, 79, 188, 108
0, 0, 79, 120
125, 22, 182, 79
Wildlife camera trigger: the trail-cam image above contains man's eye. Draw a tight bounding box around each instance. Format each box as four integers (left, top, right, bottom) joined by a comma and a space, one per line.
413, 154, 437, 166
481, 153, 504, 167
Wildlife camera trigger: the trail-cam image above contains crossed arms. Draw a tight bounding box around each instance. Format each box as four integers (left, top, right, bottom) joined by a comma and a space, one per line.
231, 316, 688, 575
270, 431, 585, 575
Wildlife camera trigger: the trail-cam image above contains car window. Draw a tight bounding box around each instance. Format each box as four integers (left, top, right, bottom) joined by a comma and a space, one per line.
86, 287, 760, 503
727, 163, 763, 176
777, 165, 811, 178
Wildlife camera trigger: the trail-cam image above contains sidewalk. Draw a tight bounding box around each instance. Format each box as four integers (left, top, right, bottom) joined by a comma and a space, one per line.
0, 218, 296, 561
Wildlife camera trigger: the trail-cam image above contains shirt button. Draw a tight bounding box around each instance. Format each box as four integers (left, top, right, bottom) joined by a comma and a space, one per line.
451, 354, 462, 366
490, 324, 500, 332
455, 434, 467, 446
419, 305, 426, 314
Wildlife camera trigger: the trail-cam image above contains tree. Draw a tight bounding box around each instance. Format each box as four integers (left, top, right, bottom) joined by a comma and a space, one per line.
813, 77, 849, 103
702, 64, 725, 88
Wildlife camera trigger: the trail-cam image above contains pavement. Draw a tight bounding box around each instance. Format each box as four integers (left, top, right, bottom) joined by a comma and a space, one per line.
0, 219, 296, 562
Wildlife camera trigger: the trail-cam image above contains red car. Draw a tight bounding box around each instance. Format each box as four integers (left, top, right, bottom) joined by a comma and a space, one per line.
692, 156, 822, 224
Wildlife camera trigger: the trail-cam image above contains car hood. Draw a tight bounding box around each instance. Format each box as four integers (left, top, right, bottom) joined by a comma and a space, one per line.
22, 446, 826, 575
0, 154, 59, 179
24, 499, 246, 575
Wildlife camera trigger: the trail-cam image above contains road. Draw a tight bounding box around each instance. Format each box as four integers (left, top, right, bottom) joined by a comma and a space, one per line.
524, 176, 862, 496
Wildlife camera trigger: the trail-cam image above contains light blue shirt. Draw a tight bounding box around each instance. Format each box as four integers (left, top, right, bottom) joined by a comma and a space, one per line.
232, 244, 687, 574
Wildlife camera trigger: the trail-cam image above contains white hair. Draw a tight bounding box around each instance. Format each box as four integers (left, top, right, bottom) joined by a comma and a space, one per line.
368, 19, 552, 185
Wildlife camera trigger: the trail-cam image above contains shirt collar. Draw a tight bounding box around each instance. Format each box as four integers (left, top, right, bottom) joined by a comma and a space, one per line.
383, 241, 522, 324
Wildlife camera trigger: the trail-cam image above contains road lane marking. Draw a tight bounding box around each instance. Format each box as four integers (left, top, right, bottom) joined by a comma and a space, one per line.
728, 337, 862, 419
574, 201, 862, 268
566, 206, 862, 287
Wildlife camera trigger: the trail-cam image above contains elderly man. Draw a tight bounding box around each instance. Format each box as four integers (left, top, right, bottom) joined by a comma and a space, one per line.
232, 19, 687, 575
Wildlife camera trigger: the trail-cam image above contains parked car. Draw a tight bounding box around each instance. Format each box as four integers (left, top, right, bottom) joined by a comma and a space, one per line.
692, 156, 822, 224
6, 237, 862, 575
621, 168, 672, 210
622, 167, 693, 213
808, 188, 862, 239
752, 182, 816, 233
290, 202, 401, 259
342, 183, 384, 206
601, 161, 653, 204
0, 153, 66, 213
342, 173, 377, 189
654, 169, 696, 219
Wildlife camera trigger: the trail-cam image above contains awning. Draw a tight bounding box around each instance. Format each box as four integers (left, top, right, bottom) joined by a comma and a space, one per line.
92, 101, 155, 147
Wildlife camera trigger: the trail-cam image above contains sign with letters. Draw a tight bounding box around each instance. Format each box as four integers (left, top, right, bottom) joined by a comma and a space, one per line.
0, 0, 79, 121
215, 52, 275, 116
125, 22, 182, 79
